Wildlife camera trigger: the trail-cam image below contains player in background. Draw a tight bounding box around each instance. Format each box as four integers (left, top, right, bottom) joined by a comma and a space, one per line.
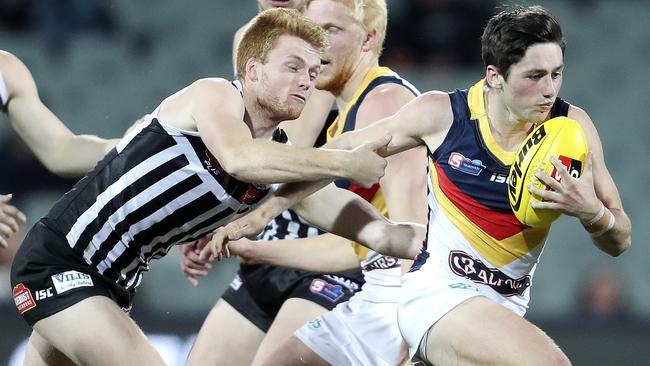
182, 2, 363, 366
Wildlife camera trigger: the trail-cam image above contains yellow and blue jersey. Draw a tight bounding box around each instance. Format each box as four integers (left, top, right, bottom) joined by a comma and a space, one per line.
414, 79, 570, 303
327, 66, 419, 296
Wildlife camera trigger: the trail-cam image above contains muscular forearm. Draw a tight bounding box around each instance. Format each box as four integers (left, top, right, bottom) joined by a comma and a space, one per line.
356, 220, 425, 260
294, 185, 425, 259
225, 139, 350, 184
239, 234, 359, 272
584, 207, 631, 257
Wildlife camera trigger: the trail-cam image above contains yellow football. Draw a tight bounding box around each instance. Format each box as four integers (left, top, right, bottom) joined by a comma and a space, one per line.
508, 117, 589, 227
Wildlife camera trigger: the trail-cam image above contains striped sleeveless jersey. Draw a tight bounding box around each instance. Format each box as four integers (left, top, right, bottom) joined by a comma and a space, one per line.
43, 83, 286, 290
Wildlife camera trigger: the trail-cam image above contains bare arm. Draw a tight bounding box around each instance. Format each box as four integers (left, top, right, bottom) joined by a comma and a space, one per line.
264, 91, 450, 224
179, 78, 388, 186
292, 183, 425, 260
199, 92, 450, 259
229, 233, 360, 272
530, 107, 631, 256
1, 51, 118, 177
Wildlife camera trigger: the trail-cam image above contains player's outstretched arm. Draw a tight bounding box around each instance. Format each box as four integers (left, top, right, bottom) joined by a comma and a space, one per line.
0, 51, 118, 177
190, 79, 388, 187
291, 183, 425, 260
229, 233, 360, 273
199, 181, 425, 262
323, 91, 451, 156
529, 107, 631, 256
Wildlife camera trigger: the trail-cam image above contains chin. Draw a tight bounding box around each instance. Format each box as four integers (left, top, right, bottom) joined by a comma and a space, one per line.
283, 107, 303, 121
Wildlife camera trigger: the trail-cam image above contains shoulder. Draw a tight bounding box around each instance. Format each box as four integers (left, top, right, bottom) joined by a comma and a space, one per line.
364, 82, 417, 110
0, 50, 36, 97
406, 91, 453, 121
413, 91, 454, 134
189, 77, 237, 93
356, 82, 417, 128
0, 50, 20, 68
185, 78, 242, 104
0, 51, 30, 78
160, 78, 244, 125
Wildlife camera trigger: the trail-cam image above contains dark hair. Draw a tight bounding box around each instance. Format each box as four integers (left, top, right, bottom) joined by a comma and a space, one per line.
481, 5, 566, 79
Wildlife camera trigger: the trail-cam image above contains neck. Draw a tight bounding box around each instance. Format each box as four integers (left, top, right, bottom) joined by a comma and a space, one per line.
334, 53, 379, 112
484, 89, 537, 152
242, 83, 280, 139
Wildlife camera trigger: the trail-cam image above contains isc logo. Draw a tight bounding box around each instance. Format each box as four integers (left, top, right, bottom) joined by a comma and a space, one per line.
489, 173, 509, 184
35, 287, 54, 301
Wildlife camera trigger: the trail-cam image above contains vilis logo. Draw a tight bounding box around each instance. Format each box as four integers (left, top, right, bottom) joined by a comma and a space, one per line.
310, 279, 344, 302
546, 155, 582, 190
508, 125, 547, 210
448, 152, 486, 176
51, 270, 93, 294
13, 283, 37, 314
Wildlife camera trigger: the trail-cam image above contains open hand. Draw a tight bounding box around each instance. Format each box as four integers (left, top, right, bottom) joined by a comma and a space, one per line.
199, 214, 268, 262
528, 153, 600, 221
178, 236, 213, 286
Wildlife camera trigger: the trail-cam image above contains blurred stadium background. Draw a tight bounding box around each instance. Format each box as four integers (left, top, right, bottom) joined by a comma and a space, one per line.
1, 0, 648, 364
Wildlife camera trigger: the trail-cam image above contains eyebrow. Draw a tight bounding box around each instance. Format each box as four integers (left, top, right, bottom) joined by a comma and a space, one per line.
285, 55, 306, 64
286, 55, 320, 71
526, 65, 565, 74
320, 22, 342, 28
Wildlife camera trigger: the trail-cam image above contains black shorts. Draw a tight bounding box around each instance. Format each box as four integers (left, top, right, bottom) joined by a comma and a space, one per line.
10, 221, 133, 326
222, 263, 365, 332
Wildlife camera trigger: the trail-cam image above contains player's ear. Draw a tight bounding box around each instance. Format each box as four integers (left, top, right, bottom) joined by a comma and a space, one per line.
245, 57, 259, 82
361, 29, 378, 53
485, 65, 504, 90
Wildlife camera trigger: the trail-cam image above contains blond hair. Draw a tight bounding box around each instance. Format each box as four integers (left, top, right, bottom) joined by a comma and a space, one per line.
306, 0, 387, 55
236, 8, 328, 79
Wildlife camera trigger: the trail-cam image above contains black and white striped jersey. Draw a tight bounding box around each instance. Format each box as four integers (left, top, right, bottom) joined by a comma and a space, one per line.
44, 96, 287, 291
258, 209, 323, 242
0, 72, 9, 111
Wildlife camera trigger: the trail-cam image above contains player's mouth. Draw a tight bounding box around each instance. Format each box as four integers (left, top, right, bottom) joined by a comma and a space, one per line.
290, 94, 307, 103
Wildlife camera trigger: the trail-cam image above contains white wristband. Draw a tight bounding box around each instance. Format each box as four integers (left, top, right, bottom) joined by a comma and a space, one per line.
590, 211, 616, 238
583, 201, 605, 226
